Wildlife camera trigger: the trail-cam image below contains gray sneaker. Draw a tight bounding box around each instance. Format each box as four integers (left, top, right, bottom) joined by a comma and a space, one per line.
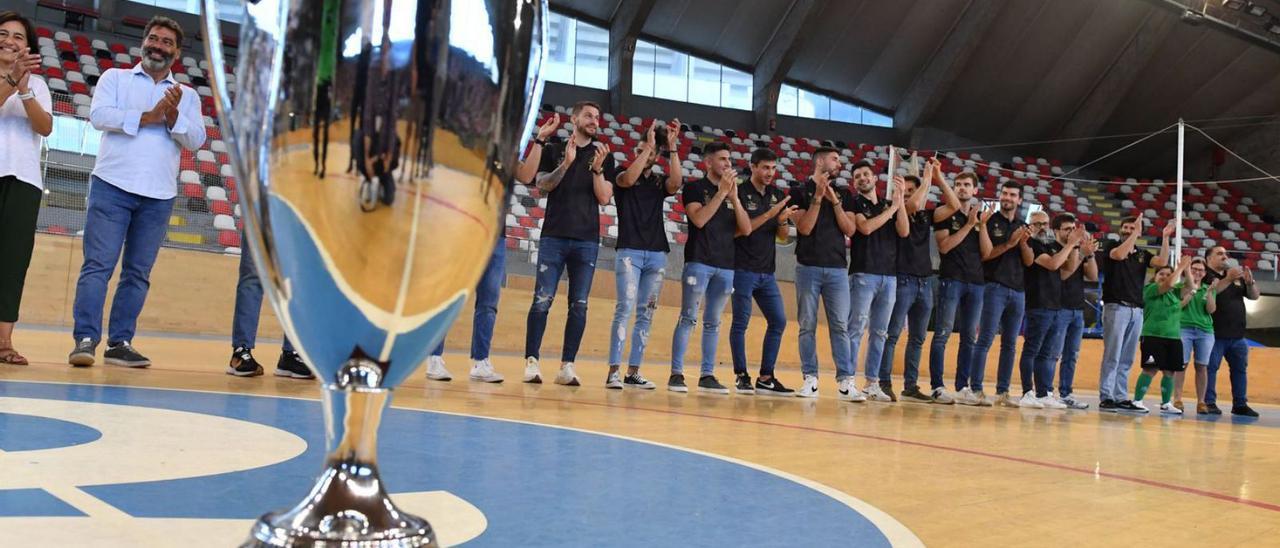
68, 337, 97, 367
1061, 394, 1090, 410
104, 341, 150, 368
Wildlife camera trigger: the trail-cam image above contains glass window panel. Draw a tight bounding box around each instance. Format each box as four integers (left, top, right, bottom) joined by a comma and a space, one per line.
652, 43, 687, 102
721, 66, 752, 110
863, 109, 894, 127
830, 98, 862, 124
544, 12, 576, 84
687, 56, 721, 106
573, 20, 608, 89
632, 39, 657, 97
777, 83, 799, 117
798, 88, 829, 119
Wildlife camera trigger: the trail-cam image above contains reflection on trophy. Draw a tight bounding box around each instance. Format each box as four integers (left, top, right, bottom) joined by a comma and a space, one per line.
199, 0, 546, 544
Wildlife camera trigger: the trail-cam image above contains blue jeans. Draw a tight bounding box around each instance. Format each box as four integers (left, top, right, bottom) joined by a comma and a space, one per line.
608, 249, 666, 368
731, 271, 786, 377
1099, 303, 1143, 402
974, 284, 1026, 394
1180, 327, 1214, 367
1019, 308, 1071, 397
525, 236, 598, 363
433, 242, 505, 360
880, 275, 935, 389
72, 176, 175, 344
232, 246, 294, 353
795, 265, 853, 379
671, 262, 734, 376
848, 273, 897, 382
1058, 309, 1085, 397
931, 279, 984, 391
1205, 338, 1249, 407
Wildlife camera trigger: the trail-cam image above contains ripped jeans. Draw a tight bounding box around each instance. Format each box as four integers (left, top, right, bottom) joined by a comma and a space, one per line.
848, 272, 898, 383
670, 262, 734, 376
524, 236, 599, 363
608, 249, 667, 368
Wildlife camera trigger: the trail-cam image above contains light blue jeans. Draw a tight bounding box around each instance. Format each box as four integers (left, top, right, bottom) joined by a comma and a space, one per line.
1099, 303, 1143, 402
795, 265, 853, 379
848, 273, 897, 383
609, 249, 667, 368
670, 262, 734, 376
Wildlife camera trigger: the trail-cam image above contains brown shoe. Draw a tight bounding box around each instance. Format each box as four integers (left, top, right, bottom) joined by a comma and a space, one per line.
1173, 400, 1184, 411
1196, 403, 1210, 415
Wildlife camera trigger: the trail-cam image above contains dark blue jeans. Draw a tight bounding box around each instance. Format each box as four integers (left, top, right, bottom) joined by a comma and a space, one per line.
880, 275, 935, 390
973, 283, 1026, 394
1057, 309, 1085, 397
731, 270, 786, 377
433, 242, 505, 360
1020, 308, 1071, 397
931, 279, 984, 392
232, 246, 294, 353
72, 176, 174, 344
1205, 337, 1249, 407
525, 236, 598, 363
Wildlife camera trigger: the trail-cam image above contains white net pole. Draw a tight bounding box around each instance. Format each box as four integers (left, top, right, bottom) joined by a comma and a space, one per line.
1175, 119, 1185, 263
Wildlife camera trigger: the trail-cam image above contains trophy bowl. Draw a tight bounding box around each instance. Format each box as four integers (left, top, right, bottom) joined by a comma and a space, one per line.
199, 0, 546, 545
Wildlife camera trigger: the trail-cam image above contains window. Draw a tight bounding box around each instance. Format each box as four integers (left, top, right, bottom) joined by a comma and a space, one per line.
47, 116, 102, 156
632, 39, 752, 110
778, 83, 894, 128
545, 12, 609, 89
777, 84, 799, 117
134, 0, 244, 23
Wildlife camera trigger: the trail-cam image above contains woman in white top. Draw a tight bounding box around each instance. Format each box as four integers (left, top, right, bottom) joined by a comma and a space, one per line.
0, 11, 52, 366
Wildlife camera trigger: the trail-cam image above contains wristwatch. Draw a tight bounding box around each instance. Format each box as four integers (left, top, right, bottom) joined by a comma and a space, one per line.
533, 138, 546, 146
591, 167, 604, 175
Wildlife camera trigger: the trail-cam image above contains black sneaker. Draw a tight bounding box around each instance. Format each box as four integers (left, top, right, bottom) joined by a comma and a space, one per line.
68, 337, 97, 367
900, 386, 933, 403
1232, 405, 1260, 418
734, 373, 755, 395
1117, 400, 1148, 414
227, 347, 264, 377
623, 373, 656, 389
697, 375, 729, 395
275, 351, 315, 379
880, 381, 899, 402
667, 374, 688, 393
755, 376, 795, 396
104, 342, 150, 368
1099, 399, 1118, 412
1205, 403, 1223, 415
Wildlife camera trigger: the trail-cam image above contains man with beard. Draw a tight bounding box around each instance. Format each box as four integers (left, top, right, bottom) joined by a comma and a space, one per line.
1016, 211, 1081, 409
791, 147, 860, 401
1097, 215, 1170, 412
1202, 246, 1259, 417
880, 159, 962, 403
930, 172, 989, 406
729, 148, 798, 396
1051, 213, 1097, 410
845, 162, 908, 402
605, 119, 683, 390
524, 101, 615, 387
68, 16, 206, 367
973, 181, 1031, 407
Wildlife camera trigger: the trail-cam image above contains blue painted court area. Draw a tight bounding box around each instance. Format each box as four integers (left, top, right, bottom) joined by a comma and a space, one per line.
0, 381, 888, 546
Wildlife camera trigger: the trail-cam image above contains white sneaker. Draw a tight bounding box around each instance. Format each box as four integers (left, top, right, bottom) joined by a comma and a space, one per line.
1039, 394, 1067, 410
931, 387, 955, 404
523, 357, 542, 384
1132, 400, 1150, 412
1160, 402, 1182, 415
862, 382, 892, 402
468, 359, 504, 383
996, 392, 1021, 408
554, 362, 581, 386
838, 378, 866, 402
605, 370, 623, 389
796, 375, 819, 398
1018, 392, 1044, 409
425, 355, 452, 381
1061, 394, 1090, 409
955, 387, 980, 406
973, 390, 994, 407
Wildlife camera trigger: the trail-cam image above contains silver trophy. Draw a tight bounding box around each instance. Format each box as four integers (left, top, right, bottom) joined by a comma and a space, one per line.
199, 0, 546, 545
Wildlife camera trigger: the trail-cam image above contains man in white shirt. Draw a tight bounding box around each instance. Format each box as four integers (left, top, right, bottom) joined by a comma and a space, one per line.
68, 16, 205, 368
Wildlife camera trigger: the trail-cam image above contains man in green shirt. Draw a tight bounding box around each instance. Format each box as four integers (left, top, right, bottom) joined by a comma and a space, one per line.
1177, 257, 1216, 414
1133, 258, 1192, 414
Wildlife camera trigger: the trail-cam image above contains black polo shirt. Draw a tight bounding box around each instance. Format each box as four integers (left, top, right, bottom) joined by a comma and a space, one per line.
682, 177, 737, 269
614, 170, 674, 253
538, 140, 616, 242
847, 194, 899, 275
983, 212, 1026, 291
935, 209, 983, 283
1025, 239, 1063, 310
1061, 255, 1090, 311
735, 182, 785, 273
896, 208, 934, 277
1204, 267, 1248, 339
789, 179, 851, 269
1100, 240, 1153, 306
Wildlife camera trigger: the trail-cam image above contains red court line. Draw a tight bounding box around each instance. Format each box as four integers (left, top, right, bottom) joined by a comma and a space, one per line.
429, 385, 1280, 513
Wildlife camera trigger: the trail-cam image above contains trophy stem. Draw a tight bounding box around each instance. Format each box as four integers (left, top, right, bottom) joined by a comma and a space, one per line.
244, 360, 437, 547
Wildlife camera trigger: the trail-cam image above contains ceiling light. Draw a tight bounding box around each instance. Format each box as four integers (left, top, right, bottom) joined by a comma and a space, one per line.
1222, 0, 1245, 9
1247, 2, 1267, 16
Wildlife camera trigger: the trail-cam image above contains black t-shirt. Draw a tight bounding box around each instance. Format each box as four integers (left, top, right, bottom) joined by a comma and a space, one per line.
735, 182, 785, 273
682, 177, 738, 269
896, 208, 934, 277
1025, 239, 1064, 310
1061, 255, 1089, 310
935, 209, 983, 283
1100, 240, 1153, 306
789, 180, 851, 269
614, 169, 674, 253
847, 194, 899, 275
537, 140, 616, 242
983, 213, 1026, 291
1204, 268, 1248, 339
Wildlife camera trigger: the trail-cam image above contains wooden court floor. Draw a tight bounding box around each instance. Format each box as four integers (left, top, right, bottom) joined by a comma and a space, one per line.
2, 329, 1278, 547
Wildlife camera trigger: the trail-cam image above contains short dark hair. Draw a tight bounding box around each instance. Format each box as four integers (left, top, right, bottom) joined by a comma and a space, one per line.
1120, 215, 1140, 226
1001, 181, 1021, 192
571, 100, 600, 116
0, 11, 38, 55
903, 174, 921, 186
1051, 213, 1077, 230
1155, 265, 1174, 276
849, 160, 874, 173
703, 141, 731, 156
750, 148, 777, 165
144, 15, 184, 47
954, 171, 979, 185
814, 146, 840, 159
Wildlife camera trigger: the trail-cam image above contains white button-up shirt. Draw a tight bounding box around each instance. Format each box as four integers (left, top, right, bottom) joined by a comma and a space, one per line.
89, 64, 207, 200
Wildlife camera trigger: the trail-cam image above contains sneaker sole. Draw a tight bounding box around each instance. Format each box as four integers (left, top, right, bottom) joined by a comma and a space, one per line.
274, 369, 314, 379
795, 392, 818, 399
902, 396, 934, 404
68, 353, 95, 367
426, 375, 453, 382
555, 378, 581, 387
697, 387, 729, 395
226, 365, 264, 377
756, 389, 795, 397
105, 358, 150, 368
837, 391, 866, 402
624, 383, 656, 390
524, 376, 543, 384
605, 383, 624, 390
470, 376, 504, 384
736, 388, 756, 395
668, 386, 688, 393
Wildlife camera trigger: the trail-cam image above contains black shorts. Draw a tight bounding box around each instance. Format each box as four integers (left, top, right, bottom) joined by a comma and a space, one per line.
1141, 337, 1185, 372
